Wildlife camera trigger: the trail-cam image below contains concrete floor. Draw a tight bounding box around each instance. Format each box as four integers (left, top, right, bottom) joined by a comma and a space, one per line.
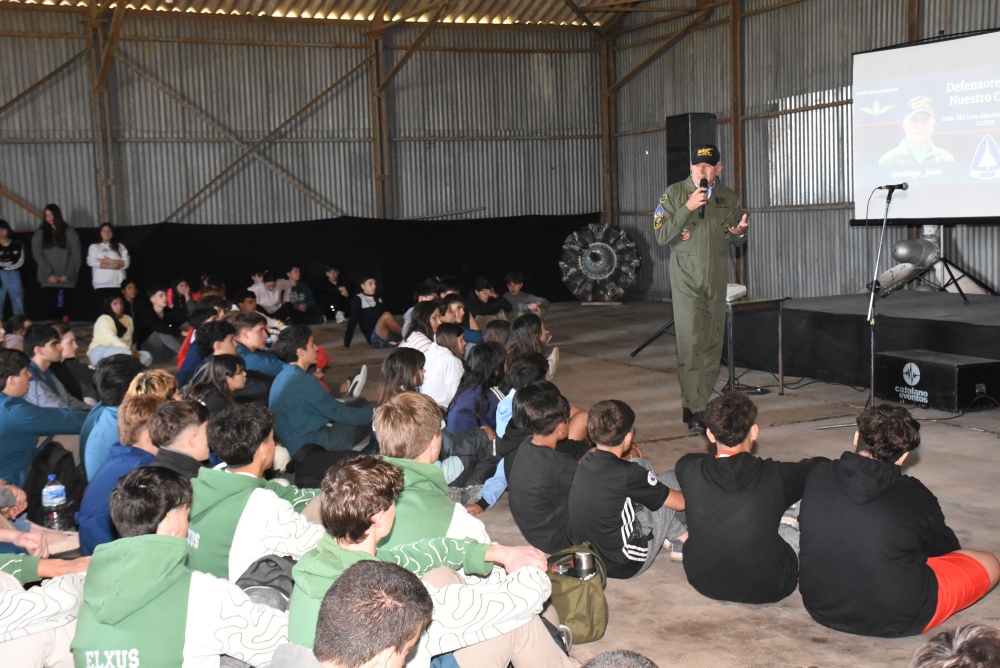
313, 300, 1000, 667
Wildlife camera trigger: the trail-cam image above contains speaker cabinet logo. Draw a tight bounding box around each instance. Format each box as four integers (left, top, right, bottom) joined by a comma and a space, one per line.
896, 362, 928, 404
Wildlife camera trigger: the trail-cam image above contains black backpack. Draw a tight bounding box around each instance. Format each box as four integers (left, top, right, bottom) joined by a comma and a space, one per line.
24, 441, 88, 527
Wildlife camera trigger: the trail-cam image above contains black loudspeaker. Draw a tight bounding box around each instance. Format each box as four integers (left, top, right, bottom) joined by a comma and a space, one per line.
874, 350, 1000, 413
665, 113, 718, 185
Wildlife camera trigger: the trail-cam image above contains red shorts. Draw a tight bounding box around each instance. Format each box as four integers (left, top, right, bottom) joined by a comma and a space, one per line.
924, 552, 992, 632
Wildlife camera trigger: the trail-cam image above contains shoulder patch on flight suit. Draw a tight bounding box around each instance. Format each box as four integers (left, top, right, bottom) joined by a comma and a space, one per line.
659, 194, 667, 203
653, 204, 664, 229
680, 227, 691, 241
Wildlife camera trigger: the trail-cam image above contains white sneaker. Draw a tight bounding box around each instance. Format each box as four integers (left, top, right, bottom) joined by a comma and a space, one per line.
348, 365, 368, 397
547, 347, 560, 380
335, 311, 346, 324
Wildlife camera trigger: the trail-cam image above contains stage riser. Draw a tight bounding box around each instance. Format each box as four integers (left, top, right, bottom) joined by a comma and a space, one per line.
729, 299, 1000, 390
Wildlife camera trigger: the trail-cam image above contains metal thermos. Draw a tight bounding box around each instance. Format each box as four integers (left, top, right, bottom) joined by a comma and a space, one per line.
572, 551, 595, 578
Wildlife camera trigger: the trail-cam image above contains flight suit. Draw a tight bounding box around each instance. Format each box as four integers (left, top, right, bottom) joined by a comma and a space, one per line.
653, 177, 747, 414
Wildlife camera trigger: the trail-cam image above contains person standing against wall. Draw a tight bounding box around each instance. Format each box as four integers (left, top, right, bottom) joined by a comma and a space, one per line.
652, 145, 748, 433
31, 204, 81, 322
87, 222, 130, 318
0, 220, 26, 318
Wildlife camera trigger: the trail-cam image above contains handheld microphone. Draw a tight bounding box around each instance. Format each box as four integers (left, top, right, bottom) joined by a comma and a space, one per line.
698, 178, 708, 219
877, 182, 908, 191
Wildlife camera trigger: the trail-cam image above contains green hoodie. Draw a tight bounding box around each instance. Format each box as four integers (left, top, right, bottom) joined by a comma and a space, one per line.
72, 534, 289, 667
187, 467, 322, 580
380, 457, 490, 549
0, 553, 40, 585
289, 533, 491, 649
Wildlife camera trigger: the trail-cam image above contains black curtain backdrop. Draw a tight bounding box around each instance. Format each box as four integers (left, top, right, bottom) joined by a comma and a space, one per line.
15, 213, 598, 320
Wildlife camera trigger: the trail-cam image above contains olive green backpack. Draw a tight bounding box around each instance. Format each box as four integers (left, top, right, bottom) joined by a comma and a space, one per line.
546, 543, 609, 644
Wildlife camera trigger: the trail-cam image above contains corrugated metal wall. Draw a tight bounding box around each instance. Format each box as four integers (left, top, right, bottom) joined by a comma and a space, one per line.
612, 0, 1000, 300
0, 10, 100, 230
1, 9, 600, 227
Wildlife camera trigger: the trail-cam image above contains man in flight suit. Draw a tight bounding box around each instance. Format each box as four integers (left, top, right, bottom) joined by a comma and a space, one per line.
653, 145, 748, 433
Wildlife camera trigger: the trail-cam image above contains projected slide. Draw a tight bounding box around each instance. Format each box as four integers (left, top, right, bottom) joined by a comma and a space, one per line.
853, 31, 1000, 220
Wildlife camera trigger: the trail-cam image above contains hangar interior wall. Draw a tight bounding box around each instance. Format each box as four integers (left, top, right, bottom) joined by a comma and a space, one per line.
1, 1, 998, 301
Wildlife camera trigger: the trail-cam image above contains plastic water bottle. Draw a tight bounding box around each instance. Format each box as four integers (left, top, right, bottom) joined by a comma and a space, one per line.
42, 474, 73, 531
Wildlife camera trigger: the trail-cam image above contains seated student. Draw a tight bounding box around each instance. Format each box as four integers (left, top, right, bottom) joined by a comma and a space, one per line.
343, 275, 402, 349
184, 354, 247, 415
288, 456, 570, 668
441, 293, 481, 345
272, 560, 434, 668
569, 400, 687, 579
507, 382, 579, 554
24, 323, 91, 411
4, 314, 29, 351
425, 322, 466, 409
909, 623, 1000, 668
78, 394, 166, 556
676, 391, 827, 602
319, 262, 351, 324
447, 342, 506, 434
401, 283, 438, 337
799, 405, 1000, 637
126, 369, 179, 402
376, 392, 492, 548
49, 323, 98, 407
87, 293, 152, 367
401, 300, 443, 354
285, 266, 324, 325
149, 400, 209, 480
187, 404, 322, 581
234, 290, 283, 331
175, 312, 232, 387
0, 349, 87, 488
269, 325, 373, 455
81, 354, 147, 480
482, 318, 511, 347
503, 270, 549, 319
71, 466, 289, 666
230, 311, 286, 378
467, 277, 512, 326
135, 284, 184, 364
249, 270, 293, 322
176, 298, 227, 373
506, 313, 559, 380
0, 545, 89, 668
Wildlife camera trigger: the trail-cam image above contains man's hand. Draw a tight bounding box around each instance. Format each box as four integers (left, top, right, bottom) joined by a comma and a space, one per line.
37, 557, 90, 579
728, 214, 749, 236
685, 186, 709, 212
14, 530, 50, 557
485, 545, 547, 573
338, 286, 349, 298
479, 425, 496, 440
527, 302, 542, 315
464, 503, 484, 517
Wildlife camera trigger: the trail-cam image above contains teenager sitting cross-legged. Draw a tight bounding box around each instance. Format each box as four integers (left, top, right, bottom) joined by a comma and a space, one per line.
186, 404, 322, 582
71, 466, 289, 667
799, 405, 1000, 637
288, 456, 574, 668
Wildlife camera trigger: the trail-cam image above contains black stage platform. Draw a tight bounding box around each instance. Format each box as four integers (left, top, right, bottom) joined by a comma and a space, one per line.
730, 292, 1000, 388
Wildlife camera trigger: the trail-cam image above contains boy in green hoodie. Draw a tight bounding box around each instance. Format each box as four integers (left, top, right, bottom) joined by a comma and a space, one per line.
71, 466, 288, 667
376, 391, 491, 549
289, 456, 575, 667
187, 403, 323, 581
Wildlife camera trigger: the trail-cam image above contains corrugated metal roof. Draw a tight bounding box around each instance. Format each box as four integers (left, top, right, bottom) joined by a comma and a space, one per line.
0, 0, 644, 27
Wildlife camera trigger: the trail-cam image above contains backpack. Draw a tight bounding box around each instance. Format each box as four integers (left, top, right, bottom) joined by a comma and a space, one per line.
24, 441, 88, 527
546, 543, 609, 644
235, 555, 297, 612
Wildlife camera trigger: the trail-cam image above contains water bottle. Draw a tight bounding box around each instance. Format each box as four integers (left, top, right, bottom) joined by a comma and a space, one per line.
42, 474, 73, 531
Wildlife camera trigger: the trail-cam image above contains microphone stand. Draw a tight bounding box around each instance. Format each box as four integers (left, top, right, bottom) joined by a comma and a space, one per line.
865, 186, 899, 408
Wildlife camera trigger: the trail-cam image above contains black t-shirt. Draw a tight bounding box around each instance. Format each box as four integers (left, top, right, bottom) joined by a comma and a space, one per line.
676, 452, 825, 603
508, 436, 577, 553
568, 450, 671, 579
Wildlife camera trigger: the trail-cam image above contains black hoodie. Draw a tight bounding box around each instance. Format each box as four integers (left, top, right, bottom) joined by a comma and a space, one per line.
676, 451, 826, 603
798, 451, 960, 637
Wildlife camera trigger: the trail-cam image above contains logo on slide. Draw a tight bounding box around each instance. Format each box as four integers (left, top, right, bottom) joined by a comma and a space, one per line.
902, 363, 921, 386
861, 101, 893, 117
970, 135, 999, 180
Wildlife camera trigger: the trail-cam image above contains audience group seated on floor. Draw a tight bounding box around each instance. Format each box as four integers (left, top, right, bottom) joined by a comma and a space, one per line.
0, 258, 998, 668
